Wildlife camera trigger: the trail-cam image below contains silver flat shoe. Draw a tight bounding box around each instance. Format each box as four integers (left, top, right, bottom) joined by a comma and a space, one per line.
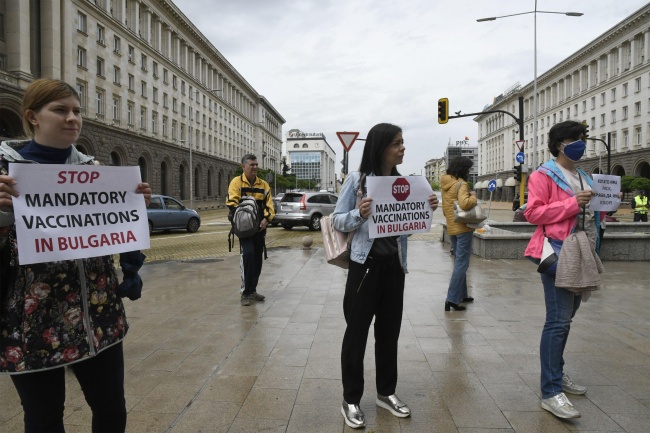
562, 373, 587, 395
341, 400, 365, 429
541, 392, 581, 419
376, 394, 411, 418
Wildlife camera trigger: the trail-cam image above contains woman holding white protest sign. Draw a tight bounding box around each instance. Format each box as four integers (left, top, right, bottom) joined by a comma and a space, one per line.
0, 78, 150, 432
332, 123, 439, 428
523, 120, 617, 419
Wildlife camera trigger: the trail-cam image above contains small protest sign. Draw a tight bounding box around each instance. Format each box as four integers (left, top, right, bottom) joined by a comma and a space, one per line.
589, 174, 621, 212
366, 176, 434, 238
9, 164, 150, 264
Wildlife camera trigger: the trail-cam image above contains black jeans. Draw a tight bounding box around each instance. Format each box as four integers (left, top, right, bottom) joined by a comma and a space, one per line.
341, 254, 405, 404
240, 230, 265, 295
11, 342, 127, 433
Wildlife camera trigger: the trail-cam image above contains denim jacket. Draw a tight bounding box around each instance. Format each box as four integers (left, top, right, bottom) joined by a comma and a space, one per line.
332, 171, 408, 273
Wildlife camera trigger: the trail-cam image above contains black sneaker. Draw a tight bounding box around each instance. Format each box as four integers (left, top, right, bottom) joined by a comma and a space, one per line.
250, 292, 265, 302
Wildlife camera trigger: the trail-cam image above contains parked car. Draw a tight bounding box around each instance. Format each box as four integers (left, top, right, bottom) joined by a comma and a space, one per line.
274, 191, 338, 231
270, 192, 285, 227
147, 195, 201, 234
513, 193, 528, 211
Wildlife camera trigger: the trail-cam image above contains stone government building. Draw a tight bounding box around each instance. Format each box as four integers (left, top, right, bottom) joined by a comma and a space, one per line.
474, 4, 650, 202
0, 0, 285, 203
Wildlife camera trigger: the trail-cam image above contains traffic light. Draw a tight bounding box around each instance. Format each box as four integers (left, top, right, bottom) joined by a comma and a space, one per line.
581, 120, 590, 140
438, 98, 449, 124
341, 158, 347, 175
513, 165, 522, 182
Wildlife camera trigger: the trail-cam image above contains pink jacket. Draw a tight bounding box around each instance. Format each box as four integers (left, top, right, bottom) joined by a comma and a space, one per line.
524, 160, 597, 260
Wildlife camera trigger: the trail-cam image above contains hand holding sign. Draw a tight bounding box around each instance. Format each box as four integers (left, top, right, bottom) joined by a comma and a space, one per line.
366, 176, 435, 238
589, 174, 621, 212
9, 164, 150, 265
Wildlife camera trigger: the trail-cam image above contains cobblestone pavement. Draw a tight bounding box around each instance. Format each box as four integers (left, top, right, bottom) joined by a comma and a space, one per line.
1, 201, 645, 433
3, 241, 649, 432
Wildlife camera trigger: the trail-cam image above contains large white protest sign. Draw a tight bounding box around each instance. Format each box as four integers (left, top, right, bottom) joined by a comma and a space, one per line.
589, 174, 621, 212
9, 164, 150, 264
366, 176, 434, 238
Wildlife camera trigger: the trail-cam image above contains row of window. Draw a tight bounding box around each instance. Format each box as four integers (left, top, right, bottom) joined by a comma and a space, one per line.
76, 9, 257, 123
485, 75, 649, 137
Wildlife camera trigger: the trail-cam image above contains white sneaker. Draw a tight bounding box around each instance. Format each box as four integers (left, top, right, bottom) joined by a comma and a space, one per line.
541, 392, 581, 419
562, 373, 587, 395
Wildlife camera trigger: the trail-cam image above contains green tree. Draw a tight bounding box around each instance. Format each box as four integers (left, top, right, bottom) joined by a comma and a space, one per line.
621, 175, 636, 201
630, 177, 650, 192
430, 181, 440, 191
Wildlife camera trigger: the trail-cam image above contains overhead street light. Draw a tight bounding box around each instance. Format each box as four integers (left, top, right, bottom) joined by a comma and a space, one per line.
478, 3, 583, 170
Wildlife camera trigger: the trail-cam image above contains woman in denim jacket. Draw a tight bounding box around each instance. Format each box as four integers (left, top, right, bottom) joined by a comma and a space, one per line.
332, 123, 439, 429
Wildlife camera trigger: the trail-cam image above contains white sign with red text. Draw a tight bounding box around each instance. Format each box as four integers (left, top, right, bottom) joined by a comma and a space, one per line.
366, 176, 434, 238
9, 164, 149, 265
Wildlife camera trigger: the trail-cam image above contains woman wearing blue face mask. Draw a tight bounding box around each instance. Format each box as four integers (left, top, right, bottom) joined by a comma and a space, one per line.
523, 120, 599, 420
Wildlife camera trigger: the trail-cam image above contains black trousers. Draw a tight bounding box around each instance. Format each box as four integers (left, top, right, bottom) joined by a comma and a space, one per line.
240, 230, 265, 295
633, 213, 648, 222
341, 254, 405, 404
10, 342, 127, 433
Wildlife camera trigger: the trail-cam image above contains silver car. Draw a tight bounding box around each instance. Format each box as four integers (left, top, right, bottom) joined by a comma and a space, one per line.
274, 192, 338, 231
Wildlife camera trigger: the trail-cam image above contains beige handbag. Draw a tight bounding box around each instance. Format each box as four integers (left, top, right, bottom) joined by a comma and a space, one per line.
321, 174, 365, 269
453, 181, 487, 224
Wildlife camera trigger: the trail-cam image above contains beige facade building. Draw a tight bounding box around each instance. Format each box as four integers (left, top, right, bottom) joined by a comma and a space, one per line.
424, 157, 446, 187
475, 4, 650, 201
0, 0, 285, 201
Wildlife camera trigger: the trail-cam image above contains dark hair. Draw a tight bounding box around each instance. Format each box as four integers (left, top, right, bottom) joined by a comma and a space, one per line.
358, 123, 402, 176
446, 156, 473, 181
22, 78, 80, 137
241, 154, 257, 164
548, 120, 586, 157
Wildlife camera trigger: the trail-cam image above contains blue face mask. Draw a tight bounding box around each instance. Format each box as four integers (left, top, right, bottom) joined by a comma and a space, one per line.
561, 140, 586, 161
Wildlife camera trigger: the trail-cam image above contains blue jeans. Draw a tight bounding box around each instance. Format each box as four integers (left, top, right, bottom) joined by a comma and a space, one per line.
540, 273, 581, 398
446, 231, 472, 304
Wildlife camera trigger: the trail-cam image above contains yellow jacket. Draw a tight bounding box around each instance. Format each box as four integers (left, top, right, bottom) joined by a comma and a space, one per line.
441, 174, 477, 236
226, 174, 275, 222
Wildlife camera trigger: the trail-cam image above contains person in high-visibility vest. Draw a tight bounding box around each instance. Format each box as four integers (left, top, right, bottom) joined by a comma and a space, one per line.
632, 190, 648, 222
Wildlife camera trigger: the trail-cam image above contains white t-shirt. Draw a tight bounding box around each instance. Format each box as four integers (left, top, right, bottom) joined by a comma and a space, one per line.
555, 164, 597, 244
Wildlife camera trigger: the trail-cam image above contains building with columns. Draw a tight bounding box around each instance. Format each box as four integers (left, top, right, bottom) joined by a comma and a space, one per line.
0, 0, 285, 202
286, 129, 337, 192
474, 3, 650, 202
424, 157, 446, 187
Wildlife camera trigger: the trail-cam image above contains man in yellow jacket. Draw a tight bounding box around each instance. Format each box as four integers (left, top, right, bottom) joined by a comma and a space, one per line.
227, 154, 275, 306
632, 189, 648, 222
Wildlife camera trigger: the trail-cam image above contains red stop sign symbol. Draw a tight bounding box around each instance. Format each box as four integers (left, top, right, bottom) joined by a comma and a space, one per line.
392, 177, 410, 201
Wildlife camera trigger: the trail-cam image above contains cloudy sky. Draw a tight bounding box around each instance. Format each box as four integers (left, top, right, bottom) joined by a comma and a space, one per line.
173, 0, 648, 176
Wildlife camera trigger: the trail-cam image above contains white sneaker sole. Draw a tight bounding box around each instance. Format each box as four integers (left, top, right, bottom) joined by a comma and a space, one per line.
541, 402, 581, 419
376, 398, 411, 418
340, 406, 365, 429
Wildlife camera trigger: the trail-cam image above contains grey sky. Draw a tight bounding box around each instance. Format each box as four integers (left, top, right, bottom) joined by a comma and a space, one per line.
173, 0, 649, 176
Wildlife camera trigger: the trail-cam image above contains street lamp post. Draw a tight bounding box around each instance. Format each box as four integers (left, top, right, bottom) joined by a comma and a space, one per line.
478, 3, 583, 170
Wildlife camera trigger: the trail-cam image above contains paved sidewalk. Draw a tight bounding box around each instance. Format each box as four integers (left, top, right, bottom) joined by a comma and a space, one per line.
1, 241, 650, 432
